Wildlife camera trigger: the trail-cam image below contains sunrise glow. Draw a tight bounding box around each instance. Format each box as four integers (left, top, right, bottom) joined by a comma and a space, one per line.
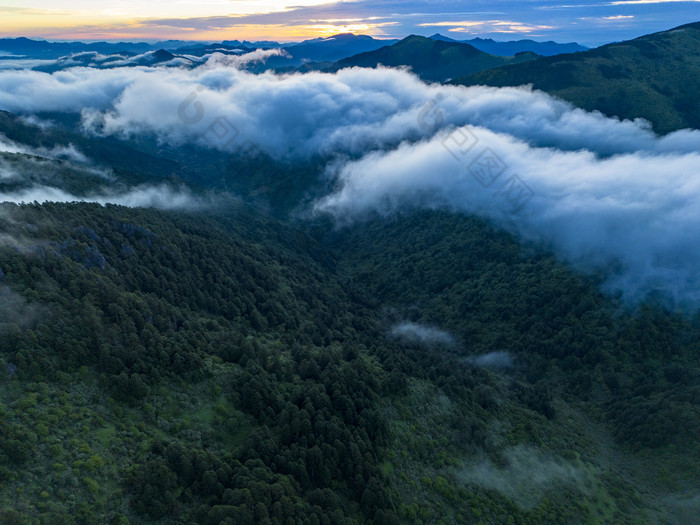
0, 1, 699, 49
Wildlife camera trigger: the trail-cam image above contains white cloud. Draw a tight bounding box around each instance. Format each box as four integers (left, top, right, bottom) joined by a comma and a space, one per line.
390, 322, 456, 346
0, 285, 42, 328
0, 59, 56, 70
609, 0, 700, 4
459, 446, 583, 508
0, 133, 92, 164
1, 64, 696, 158
1, 63, 700, 304
315, 124, 700, 305
419, 20, 555, 34
0, 184, 201, 210
202, 48, 288, 69
17, 114, 56, 130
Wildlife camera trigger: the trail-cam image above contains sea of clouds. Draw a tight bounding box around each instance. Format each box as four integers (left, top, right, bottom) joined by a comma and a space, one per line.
0, 56, 699, 304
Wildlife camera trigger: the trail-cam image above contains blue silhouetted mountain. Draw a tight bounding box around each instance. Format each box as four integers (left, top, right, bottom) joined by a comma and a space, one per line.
325, 35, 538, 82
429, 33, 588, 56
0, 37, 155, 58
257, 33, 400, 69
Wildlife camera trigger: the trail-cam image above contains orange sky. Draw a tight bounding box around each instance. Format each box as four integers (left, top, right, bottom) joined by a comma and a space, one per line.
1, 0, 698, 46
0, 2, 396, 41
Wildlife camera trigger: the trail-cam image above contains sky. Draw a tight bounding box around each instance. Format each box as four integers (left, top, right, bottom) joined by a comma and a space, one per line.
0, 0, 699, 45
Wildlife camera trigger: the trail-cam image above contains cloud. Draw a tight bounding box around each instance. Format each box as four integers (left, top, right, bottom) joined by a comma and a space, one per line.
419, 20, 556, 34
0, 285, 42, 328
0, 59, 57, 70
35, 143, 89, 164
0, 135, 29, 155
609, 0, 700, 4
0, 232, 28, 251
45, 50, 195, 70
0, 132, 92, 164
0, 185, 202, 211
466, 351, 514, 369
1, 64, 697, 158
20, 48, 286, 74
0, 159, 18, 181
17, 114, 56, 130
0, 67, 142, 113
458, 445, 583, 508
315, 124, 700, 305
2, 63, 700, 305
389, 321, 456, 346
1, 0, 698, 44
0, 148, 115, 189
202, 48, 289, 69
6, 64, 697, 162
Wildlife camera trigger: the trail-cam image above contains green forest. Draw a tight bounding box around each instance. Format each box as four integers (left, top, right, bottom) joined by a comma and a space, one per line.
1, 197, 698, 524
0, 22, 700, 522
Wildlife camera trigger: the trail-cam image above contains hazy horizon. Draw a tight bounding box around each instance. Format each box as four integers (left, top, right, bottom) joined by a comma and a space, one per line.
2, 0, 699, 47
3, 21, 697, 49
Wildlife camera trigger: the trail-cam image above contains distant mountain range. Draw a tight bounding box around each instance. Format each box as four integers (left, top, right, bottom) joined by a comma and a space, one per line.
284, 33, 399, 64
0, 34, 399, 68
429, 33, 588, 56
324, 35, 539, 82
453, 22, 700, 134
5, 24, 700, 134
168, 33, 401, 68
0, 37, 188, 58
1, 22, 700, 525
0, 32, 583, 71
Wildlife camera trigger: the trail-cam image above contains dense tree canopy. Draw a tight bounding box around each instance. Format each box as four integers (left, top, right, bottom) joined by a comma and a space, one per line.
0, 202, 697, 524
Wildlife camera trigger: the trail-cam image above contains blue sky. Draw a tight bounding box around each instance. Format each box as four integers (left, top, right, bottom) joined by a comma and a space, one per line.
1, 0, 699, 45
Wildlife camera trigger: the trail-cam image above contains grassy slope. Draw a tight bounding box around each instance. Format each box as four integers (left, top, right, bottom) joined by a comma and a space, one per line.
453, 22, 700, 134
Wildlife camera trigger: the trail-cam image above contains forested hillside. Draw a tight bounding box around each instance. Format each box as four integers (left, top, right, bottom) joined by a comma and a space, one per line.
1, 201, 397, 524
1, 200, 698, 524
453, 22, 700, 134
1, 34, 699, 523
327, 36, 537, 82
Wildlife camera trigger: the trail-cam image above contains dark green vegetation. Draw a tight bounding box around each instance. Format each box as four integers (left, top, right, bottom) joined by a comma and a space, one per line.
1, 165, 699, 523
1, 38, 700, 521
454, 22, 700, 134
326, 36, 538, 82
1, 201, 397, 524
0, 110, 187, 189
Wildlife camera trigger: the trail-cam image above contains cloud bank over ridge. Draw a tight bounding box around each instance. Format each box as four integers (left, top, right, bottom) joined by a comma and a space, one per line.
1, 60, 699, 304
0, 185, 201, 211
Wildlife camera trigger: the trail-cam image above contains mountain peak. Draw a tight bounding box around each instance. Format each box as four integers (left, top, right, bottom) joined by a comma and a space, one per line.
401, 34, 432, 42
454, 21, 700, 133
428, 33, 456, 42
331, 34, 536, 82
297, 33, 376, 46
151, 49, 175, 61
325, 33, 366, 41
